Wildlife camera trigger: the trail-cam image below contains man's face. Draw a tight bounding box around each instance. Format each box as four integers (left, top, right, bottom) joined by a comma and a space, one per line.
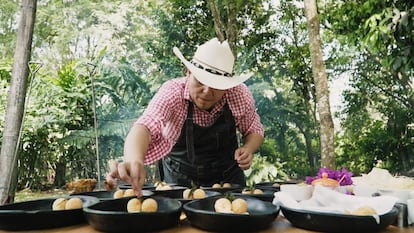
188, 74, 226, 111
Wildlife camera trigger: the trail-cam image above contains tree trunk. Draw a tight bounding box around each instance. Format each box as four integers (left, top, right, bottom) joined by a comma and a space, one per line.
304, 0, 335, 169
54, 160, 66, 188
0, 0, 37, 205
206, 0, 238, 58
225, 0, 237, 56
206, 0, 225, 42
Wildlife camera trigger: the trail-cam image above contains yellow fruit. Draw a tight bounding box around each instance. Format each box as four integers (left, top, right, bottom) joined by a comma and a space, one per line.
241, 188, 252, 194
193, 189, 206, 199
272, 183, 280, 188
180, 211, 187, 221
52, 198, 67, 211
156, 185, 172, 190
65, 197, 83, 210
127, 198, 142, 213
183, 189, 192, 199
141, 198, 158, 212
214, 198, 232, 213
222, 183, 232, 188
212, 183, 221, 188
113, 190, 125, 199
253, 189, 264, 194
124, 189, 136, 197
154, 181, 167, 187
351, 206, 377, 216
231, 198, 248, 214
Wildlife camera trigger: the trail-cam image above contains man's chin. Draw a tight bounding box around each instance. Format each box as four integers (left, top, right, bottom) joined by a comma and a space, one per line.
194, 102, 213, 111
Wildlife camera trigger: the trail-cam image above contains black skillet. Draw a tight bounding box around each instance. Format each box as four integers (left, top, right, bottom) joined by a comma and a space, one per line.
280, 205, 399, 233
183, 195, 280, 232
0, 195, 99, 231
83, 196, 182, 233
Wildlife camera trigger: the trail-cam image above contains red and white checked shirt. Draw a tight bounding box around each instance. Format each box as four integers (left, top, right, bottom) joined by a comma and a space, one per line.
133, 77, 264, 165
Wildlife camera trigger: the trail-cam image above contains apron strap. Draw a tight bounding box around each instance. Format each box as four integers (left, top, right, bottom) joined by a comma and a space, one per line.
186, 102, 195, 164
157, 160, 164, 181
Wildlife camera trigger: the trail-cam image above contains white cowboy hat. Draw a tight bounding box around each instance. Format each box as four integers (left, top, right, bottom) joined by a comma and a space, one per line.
173, 38, 253, 90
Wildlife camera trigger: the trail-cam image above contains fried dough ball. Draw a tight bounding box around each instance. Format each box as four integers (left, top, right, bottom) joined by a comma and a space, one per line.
231, 198, 248, 214
124, 189, 136, 197
156, 184, 172, 191
183, 189, 192, 199
127, 198, 142, 213
141, 198, 158, 212
52, 198, 67, 211
222, 183, 232, 188
214, 198, 232, 213
154, 181, 172, 190
212, 183, 222, 188
351, 206, 377, 216
242, 188, 263, 194
180, 211, 187, 221
242, 188, 252, 194
253, 189, 264, 194
154, 181, 167, 187
183, 188, 206, 199
65, 197, 83, 210
113, 190, 125, 199
193, 189, 206, 199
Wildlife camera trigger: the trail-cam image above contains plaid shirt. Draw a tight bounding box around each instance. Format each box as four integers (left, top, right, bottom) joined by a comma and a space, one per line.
134, 77, 264, 165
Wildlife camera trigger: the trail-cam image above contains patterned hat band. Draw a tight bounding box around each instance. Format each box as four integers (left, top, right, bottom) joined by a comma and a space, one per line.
190, 60, 234, 78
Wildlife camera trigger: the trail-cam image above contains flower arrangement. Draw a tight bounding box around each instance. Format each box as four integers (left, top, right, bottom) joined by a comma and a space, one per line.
306, 167, 353, 186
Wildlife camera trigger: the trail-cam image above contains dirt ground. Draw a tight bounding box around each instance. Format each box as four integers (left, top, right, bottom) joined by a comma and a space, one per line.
15, 188, 71, 202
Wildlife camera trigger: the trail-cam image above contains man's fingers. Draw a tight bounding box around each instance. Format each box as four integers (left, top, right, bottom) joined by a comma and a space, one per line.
105, 160, 120, 185
234, 149, 253, 170
239, 159, 252, 170
116, 161, 145, 196
108, 160, 119, 173
117, 162, 132, 184
129, 162, 144, 196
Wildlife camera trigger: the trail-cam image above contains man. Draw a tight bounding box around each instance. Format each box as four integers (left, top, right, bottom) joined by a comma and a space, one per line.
106, 38, 264, 195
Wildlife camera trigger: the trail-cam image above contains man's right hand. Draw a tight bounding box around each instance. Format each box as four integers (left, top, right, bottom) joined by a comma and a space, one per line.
106, 160, 146, 197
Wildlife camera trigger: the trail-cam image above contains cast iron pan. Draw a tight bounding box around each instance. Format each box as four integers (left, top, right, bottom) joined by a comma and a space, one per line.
72, 189, 153, 201
231, 190, 276, 203
150, 185, 187, 195
183, 195, 280, 232
280, 205, 399, 233
0, 195, 99, 231
119, 182, 178, 190
200, 183, 244, 194
255, 180, 298, 192
153, 188, 221, 205
83, 196, 182, 233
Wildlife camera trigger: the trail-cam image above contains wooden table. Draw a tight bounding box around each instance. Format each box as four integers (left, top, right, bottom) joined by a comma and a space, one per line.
0, 216, 413, 233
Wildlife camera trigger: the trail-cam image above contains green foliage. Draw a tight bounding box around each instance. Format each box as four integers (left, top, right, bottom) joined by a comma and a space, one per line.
3, 0, 413, 192
9, 0, 158, 190
17, 61, 96, 189
245, 155, 289, 183
92, 56, 153, 175
323, 0, 414, 175
0, 59, 12, 148
0, 1, 18, 59
335, 50, 414, 174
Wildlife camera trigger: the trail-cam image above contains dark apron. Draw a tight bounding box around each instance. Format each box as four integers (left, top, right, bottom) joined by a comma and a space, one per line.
160, 101, 246, 187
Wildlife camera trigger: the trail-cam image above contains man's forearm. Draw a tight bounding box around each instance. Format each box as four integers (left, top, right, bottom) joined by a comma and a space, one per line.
123, 124, 151, 164
242, 133, 264, 153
